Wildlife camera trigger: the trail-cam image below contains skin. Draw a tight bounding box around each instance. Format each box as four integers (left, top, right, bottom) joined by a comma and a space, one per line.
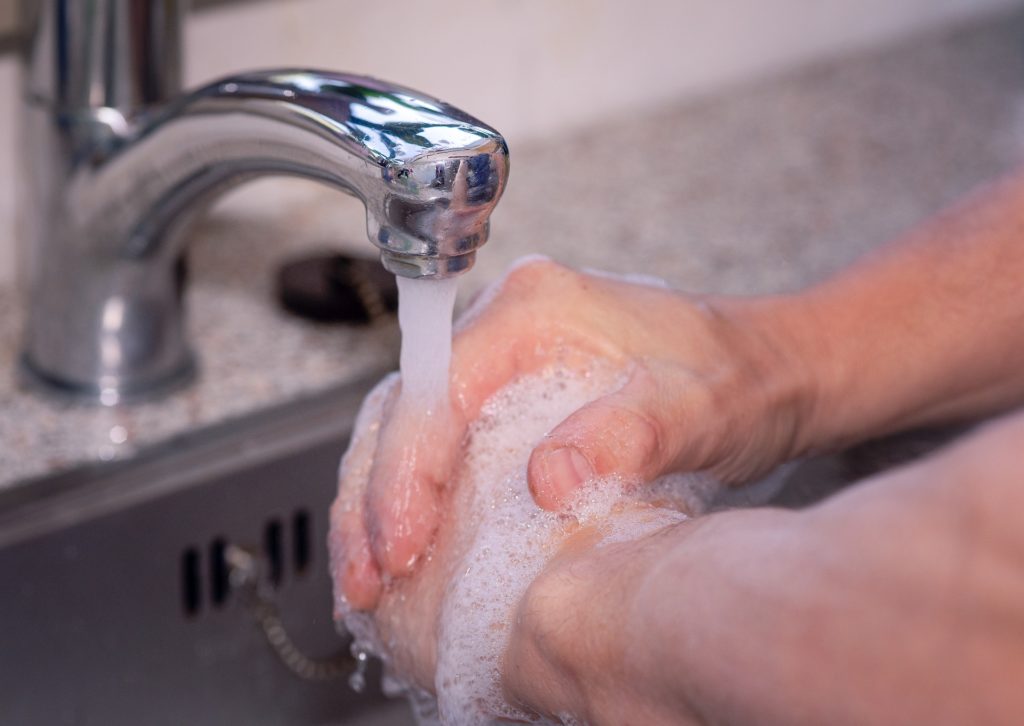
333, 166, 1024, 721
504, 411, 1024, 725
336, 259, 815, 609
329, 369, 694, 695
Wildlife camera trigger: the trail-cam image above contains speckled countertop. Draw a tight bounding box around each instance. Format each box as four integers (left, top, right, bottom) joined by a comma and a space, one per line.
1, 9, 1022, 490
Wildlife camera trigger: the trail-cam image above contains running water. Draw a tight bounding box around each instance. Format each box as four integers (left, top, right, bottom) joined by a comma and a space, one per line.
396, 276, 459, 409
337, 273, 460, 713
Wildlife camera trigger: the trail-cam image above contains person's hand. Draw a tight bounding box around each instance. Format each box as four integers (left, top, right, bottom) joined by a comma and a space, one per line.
504, 410, 1024, 724
337, 256, 818, 609
499, 507, 795, 725
328, 375, 449, 687
329, 371, 689, 694
329, 374, 706, 701
500, 518, 690, 724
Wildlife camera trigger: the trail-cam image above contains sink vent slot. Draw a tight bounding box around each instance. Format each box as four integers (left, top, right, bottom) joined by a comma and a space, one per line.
181, 547, 202, 618
181, 512, 315, 620
264, 518, 284, 588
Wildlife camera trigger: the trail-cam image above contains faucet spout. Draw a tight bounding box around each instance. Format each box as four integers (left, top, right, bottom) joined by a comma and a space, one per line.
83, 70, 509, 277
20, 69, 509, 401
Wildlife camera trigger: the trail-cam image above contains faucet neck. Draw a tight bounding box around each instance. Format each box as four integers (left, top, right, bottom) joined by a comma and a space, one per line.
25, 0, 184, 113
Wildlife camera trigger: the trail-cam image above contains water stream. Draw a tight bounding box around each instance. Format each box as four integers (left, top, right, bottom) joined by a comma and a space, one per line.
396, 276, 459, 410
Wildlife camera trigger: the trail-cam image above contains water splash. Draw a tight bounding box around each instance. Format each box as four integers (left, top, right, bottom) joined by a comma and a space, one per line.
348, 646, 369, 694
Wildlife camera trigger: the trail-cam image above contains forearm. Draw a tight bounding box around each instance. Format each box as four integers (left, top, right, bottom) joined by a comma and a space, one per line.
627, 414, 1024, 724
750, 169, 1024, 453
506, 411, 1024, 725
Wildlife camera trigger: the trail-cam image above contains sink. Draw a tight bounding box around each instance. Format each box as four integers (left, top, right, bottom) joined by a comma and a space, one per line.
0, 346, 963, 725
0, 373, 415, 726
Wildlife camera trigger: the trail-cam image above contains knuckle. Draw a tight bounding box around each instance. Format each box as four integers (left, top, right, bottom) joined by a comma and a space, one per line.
574, 399, 665, 476
518, 564, 579, 656
619, 406, 666, 472
501, 256, 569, 296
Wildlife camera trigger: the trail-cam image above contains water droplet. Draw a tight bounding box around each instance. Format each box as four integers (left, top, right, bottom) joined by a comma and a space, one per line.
348, 668, 366, 694
348, 647, 369, 694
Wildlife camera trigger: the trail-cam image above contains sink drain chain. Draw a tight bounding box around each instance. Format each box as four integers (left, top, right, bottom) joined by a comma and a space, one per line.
226, 544, 354, 682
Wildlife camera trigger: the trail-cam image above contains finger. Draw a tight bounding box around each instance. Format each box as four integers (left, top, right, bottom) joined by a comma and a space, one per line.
363, 264, 545, 576
328, 376, 397, 612
527, 363, 705, 510
451, 257, 606, 421
365, 257, 604, 577
364, 264, 541, 577
361, 268, 526, 580
330, 495, 381, 612
365, 401, 452, 577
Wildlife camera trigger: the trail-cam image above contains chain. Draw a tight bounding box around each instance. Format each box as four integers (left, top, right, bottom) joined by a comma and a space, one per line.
225, 545, 357, 683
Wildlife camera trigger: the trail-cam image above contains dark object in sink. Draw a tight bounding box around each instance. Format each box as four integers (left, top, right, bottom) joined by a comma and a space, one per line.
277, 254, 399, 324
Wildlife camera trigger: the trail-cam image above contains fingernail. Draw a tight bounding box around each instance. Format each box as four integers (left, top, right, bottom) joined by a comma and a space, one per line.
541, 447, 594, 501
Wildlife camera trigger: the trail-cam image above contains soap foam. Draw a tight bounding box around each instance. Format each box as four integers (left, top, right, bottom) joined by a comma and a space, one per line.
335, 365, 719, 725
432, 368, 716, 724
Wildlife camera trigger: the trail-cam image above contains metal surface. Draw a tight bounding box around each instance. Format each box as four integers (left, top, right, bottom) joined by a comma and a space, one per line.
23, 0, 184, 110
0, 375, 416, 726
19, 0, 509, 401
1, 0, 252, 47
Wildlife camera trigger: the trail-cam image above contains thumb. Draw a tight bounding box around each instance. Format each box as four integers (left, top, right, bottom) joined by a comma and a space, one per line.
527, 364, 707, 510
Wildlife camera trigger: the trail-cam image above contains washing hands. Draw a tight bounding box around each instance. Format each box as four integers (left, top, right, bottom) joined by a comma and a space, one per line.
329, 167, 1024, 726
332, 257, 815, 612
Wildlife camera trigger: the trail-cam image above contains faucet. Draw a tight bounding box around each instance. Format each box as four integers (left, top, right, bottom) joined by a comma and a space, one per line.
18, 0, 509, 404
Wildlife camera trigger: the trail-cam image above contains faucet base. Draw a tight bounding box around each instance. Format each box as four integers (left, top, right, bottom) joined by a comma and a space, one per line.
19, 353, 198, 407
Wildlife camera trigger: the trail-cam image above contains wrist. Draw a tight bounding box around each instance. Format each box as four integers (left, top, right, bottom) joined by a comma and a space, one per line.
755, 284, 905, 453
710, 293, 828, 464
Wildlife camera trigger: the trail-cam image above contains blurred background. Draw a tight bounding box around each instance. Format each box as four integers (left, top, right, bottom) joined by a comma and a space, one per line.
0, 0, 1019, 284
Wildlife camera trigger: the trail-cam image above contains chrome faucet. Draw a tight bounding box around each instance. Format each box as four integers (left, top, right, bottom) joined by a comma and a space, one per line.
19, 0, 509, 403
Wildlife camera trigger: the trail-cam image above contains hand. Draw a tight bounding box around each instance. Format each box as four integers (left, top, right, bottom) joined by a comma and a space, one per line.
504, 412, 1024, 725
500, 519, 689, 725
336, 257, 817, 608
330, 375, 708, 702
500, 508, 792, 725
328, 375, 449, 687
329, 372, 692, 694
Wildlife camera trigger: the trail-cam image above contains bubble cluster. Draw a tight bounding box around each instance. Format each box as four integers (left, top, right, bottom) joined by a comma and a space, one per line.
336, 366, 719, 725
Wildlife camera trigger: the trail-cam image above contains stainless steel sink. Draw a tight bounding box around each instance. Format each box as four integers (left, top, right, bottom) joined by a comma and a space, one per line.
0, 355, 963, 725
0, 374, 415, 726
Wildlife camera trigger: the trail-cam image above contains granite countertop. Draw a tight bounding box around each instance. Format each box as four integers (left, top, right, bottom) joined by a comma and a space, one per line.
1, 9, 1022, 491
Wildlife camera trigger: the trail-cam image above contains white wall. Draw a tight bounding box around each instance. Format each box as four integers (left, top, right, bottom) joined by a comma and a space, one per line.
0, 0, 1017, 282
186, 0, 1019, 145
